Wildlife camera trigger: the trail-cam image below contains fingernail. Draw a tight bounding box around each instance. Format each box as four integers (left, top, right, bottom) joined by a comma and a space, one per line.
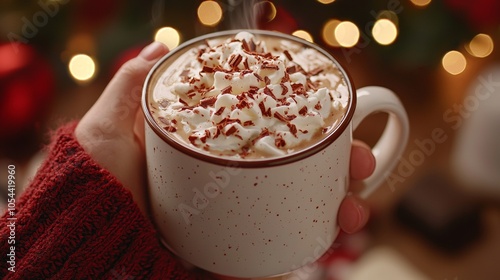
348, 204, 362, 234
139, 41, 168, 61
356, 202, 366, 226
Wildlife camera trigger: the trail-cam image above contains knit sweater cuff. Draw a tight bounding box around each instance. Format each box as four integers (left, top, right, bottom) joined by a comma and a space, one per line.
0, 122, 203, 279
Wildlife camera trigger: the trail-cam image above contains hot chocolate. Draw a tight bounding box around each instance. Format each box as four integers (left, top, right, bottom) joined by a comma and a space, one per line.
149, 31, 348, 158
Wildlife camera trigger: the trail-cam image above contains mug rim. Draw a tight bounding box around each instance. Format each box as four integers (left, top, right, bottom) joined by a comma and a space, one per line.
142, 29, 356, 168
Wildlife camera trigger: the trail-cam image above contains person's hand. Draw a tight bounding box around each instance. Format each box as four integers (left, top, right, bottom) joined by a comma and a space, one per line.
75, 41, 169, 214
339, 140, 374, 233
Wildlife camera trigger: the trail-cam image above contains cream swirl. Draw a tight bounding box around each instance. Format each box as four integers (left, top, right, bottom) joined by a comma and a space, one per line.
153, 31, 348, 158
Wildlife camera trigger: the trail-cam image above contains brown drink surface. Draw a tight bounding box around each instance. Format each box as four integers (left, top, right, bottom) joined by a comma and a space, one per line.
149, 31, 348, 159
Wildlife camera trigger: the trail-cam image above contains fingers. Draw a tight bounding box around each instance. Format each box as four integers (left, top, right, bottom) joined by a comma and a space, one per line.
338, 140, 374, 234
133, 109, 146, 149
338, 194, 370, 234
350, 140, 376, 180
82, 42, 169, 134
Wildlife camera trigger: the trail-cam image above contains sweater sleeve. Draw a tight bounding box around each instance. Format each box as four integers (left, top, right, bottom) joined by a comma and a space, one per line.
0, 123, 207, 280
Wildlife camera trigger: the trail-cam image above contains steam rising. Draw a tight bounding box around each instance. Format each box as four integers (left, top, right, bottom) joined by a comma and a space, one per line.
151, 0, 164, 27
151, 0, 266, 32
225, 0, 264, 30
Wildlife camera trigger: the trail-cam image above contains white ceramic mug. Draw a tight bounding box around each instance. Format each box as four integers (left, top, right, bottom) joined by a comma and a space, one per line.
142, 30, 409, 278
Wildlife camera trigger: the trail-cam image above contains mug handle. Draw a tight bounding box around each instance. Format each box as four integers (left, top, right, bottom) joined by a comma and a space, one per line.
352, 86, 410, 198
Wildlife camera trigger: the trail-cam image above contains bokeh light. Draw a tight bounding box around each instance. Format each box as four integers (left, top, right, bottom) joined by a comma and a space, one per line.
155, 27, 181, 50
442, 50, 467, 75
335, 21, 359, 48
197, 1, 223, 27
322, 19, 341, 47
467, 33, 494, 58
410, 0, 432, 7
292, 30, 314, 42
317, 0, 336, 4
255, 1, 277, 22
377, 10, 399, 26
372, 19, 398, 45
68, 54, 96, 82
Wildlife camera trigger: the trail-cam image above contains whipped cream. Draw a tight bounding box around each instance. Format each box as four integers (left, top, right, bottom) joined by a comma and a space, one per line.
152, 31, 348, 158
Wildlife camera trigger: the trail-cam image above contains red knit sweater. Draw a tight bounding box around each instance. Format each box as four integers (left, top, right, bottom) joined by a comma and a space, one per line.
0, 123, 208, 279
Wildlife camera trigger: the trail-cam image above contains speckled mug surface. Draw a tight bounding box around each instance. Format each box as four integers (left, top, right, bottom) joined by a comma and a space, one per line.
142, 30, 409, 278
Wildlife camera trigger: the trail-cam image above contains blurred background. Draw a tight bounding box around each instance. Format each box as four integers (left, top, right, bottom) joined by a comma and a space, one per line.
1, 0, 499, 279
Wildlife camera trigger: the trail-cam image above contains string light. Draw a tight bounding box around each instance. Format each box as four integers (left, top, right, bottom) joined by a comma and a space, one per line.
68, 54, 96, 82
155, 27, 180, 50
372, 19, 398, 45
377, 10, 399, 26
467, 33, 494, 58
442, 50, 467, 75
322, 19, 341, 47
317, 0, 336, 4
292, 30, 314, 43
197, 1, 223, 27
335, 21, 359, 48
410, 0, 432, 7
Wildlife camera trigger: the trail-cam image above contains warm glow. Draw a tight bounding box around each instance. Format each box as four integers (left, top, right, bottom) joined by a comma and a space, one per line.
410, 0, 432, 7
335, 21, 359, 48
292, 30, 314, 43
66, 34, 95, 55
442, 51, 467, 75
372, 19, 398, 45
322, 19, 341, 47
197, 1, 223, 26
68, 54, 96, 82
468, 33, 494, 58
155, 27, 180, 50
317, 0, 336, 4
377, 10, 399, 25
255, 1, 277, 22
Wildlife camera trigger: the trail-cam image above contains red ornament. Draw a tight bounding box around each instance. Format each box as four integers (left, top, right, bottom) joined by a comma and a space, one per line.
0, 43, 55, 158
72, 0, 119, 30
445, 0, 500, 30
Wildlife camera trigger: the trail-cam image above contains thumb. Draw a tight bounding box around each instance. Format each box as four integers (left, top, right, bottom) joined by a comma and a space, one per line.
86, 42, 169, 131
